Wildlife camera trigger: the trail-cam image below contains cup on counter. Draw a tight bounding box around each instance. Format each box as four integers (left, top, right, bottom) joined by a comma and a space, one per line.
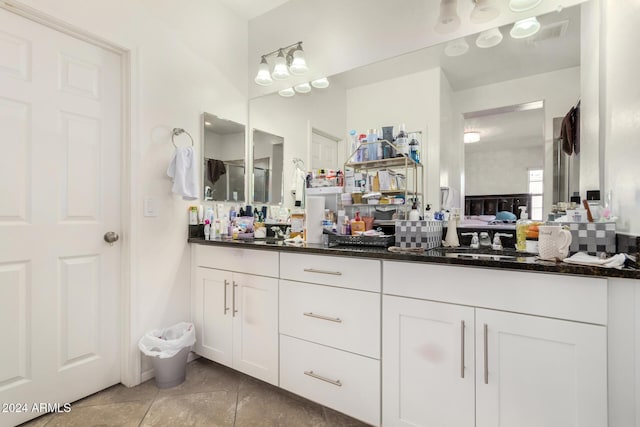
538, 225, 572, 261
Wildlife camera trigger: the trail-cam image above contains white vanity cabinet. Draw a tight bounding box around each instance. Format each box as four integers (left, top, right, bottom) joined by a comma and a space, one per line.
382, 261, 608, 427
279, 252, 381, 426
192, 245, 279, 385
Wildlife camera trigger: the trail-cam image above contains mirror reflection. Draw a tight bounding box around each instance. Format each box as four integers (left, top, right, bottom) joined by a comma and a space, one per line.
202, 113, 246, 202
252, 129, 284, 204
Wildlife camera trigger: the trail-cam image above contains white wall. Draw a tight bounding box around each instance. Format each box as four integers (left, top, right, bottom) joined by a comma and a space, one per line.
204, 129, 245, 161
347, 69, 441, 209
18, 0, 249, 384
439, 70, 462, 206
250, 84, 346, 208
465, 146, 544, 196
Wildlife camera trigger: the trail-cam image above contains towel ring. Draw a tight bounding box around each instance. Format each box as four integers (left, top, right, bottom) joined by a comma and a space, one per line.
171, 128, 194, 148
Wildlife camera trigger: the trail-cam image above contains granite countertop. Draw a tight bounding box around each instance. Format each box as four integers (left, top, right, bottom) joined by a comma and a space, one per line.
189, 237, 640, 280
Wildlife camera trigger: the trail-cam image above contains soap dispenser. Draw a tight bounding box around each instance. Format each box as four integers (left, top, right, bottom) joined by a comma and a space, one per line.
444, 208, 460, 247
516, 206, 531, 252
409, 200, 420, 221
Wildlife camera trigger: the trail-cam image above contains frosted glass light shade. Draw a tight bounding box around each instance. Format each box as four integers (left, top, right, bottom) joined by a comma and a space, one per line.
254, 58, 273, 86
464, 131, 480, 143
470, 0, 500, 24
434, 0, 461, 34
272, 51, 290, 80
289, 49, 308, 75
444, 38, 469, 57
509, 0, 543, 12
510, 17, 541, 39
476, 27, 503, 48
278, 87, 295, 97
310, 77, 329, 89
294, 82, 311, 93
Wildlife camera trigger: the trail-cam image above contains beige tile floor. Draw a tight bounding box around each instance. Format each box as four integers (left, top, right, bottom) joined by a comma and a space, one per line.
18, 358, 370, 427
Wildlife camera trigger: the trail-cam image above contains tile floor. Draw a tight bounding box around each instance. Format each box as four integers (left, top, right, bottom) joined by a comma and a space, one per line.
19, 357, 370, 427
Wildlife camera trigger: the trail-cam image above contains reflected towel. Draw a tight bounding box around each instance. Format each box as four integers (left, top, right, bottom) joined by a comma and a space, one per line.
167, 146, 198, 200
207, 159, 226, 184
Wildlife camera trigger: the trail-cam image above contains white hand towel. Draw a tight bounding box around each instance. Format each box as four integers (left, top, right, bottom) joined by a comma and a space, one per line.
562, 252, 626, 269
294, 169, 306, 205
167, 146, 198, 200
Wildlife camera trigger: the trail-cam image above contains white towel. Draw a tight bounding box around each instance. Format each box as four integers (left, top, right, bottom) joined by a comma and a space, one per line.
293, 169, 306, 206
167, 146, 198, 200
562, 252, 626, 269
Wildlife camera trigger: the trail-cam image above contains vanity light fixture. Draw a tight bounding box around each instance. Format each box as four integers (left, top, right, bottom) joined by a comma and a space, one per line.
464, 131, 481, 143
509, 0, 543, 12
253, 41, 309, 86
294, 82, 311, 93
434, 0, 461, 34
476, 27, 503, 48
278, 79, 330, 97
470, 0, 500, 24
310, 77, 330, 89
510, 16, 541, 39
444, 38, 469, 57
278, 87, 295, 97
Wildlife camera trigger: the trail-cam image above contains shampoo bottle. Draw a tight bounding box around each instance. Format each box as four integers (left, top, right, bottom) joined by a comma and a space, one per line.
516, 206, 532, 251
351, 211, 365, 235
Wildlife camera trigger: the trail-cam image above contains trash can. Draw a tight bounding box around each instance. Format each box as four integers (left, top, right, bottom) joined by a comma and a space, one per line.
138, 322, 196, 388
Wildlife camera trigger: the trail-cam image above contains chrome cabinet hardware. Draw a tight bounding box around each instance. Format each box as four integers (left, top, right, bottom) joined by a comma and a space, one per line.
304, 370, 342, 387
232, 281, 238, 317
303, 268, 342, 276
223, 280, 230, 314
460, 320, 465, 379
303, 312, 342, 323
483, 323, 489, 384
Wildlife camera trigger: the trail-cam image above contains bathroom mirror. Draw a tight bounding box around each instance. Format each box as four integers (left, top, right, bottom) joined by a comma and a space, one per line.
202, 113, 246, 202
252, 129, 284, 204
248, 1, 597, 215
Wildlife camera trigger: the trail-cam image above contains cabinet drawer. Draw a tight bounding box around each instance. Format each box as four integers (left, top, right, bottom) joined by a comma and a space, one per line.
383, 261, 607, 325
195, 245, 278, 277
280, 335, 380, 426
279, 280, 380, 358
280, 253, 380, 292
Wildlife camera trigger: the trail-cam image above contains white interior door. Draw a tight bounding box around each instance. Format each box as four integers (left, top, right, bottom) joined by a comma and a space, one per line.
311, 130, 339, 171
0, 9, 122, 426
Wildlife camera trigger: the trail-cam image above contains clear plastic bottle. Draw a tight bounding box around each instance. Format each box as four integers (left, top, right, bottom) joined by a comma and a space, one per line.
395, 124, 408, 156
409, 133, 420, 163
516, 206, 532, 251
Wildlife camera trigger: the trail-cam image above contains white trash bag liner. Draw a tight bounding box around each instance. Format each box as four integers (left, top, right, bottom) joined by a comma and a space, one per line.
138, 322, 196, 359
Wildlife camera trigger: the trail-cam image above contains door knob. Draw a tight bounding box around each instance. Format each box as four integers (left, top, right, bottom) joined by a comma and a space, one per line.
104, 231, 119, 245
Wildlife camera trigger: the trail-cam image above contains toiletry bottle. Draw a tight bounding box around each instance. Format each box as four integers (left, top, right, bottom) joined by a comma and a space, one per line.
424, 204, 433, 220
351, 211, 365, 235
409, 200, 420, 221
396, 124, 408, 156
204, 220, 211, 240
367, 128, 378, 161
198, 205, 204, 224
516, 206, 532, 252
409, 133, 420, 163
349, 130, 358, 158
189, 206, 198, 225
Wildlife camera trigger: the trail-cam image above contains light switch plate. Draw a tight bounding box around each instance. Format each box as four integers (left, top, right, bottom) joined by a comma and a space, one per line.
144, 197, 159, 217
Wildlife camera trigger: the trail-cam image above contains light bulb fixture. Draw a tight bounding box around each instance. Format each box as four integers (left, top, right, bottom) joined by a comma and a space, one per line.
510, 16, 541, 39
254, 41, 312, 87
476, 27, 503, 48
310, 77, 330, 89
434, 0, 461, 34
464, 131, 480, 143
254, 56, 273, 86
470, 0, 500, 24
278, 87, 295, 97
288, 42, 309, 75
294, 82, 311, 93
444, 38, 469, 57
509, 0, 543, 12
271, 49, 290, 80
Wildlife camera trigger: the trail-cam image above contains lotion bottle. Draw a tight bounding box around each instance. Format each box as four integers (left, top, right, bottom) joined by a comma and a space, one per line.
516, 206, 531, 252
350, 211, 365, 235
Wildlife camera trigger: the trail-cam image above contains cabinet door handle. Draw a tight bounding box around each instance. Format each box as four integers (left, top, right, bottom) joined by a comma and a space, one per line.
303, 312, 342, 323
460, 320, 465, 379
304, 370, 342, 387
223, 280, 230, 315
232, 281, 238, 317
483, 323, 489, 385
303, 268, 342, 276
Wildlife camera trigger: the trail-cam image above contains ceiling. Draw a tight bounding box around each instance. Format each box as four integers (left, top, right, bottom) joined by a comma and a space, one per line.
217, 0, 291, 20
464, 107, 545, 153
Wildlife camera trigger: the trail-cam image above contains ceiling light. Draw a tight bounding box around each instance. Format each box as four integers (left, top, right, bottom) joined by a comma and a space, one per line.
310, 77, 330, 89
510, 16, 541, 39
434, 0, 461, 34
271, 49, 290, 80
204, 121, 212, 126
294, 82, 311, 93
509, 0, 543, 12
476, 27, 503, 48
254, 56, 273, 86
444, 38, 469, 56
470, 0, 500, 24
464, 131, 480, 143
278, 87, 295, 97
288, 43, 308, 75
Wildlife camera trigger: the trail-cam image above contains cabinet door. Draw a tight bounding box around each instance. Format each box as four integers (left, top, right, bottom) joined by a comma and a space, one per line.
232, 272, 279, 385
383, 295, 475, 427
476, 309, 607, 427
193, 267, 233, 366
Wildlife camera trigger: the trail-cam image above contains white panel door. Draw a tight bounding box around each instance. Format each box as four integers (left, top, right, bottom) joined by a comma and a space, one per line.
193, 267, 233, 366
476, 309, 607, 427
383, 295, 475, 427
311, 130, 338, 171
232, 272, 278, 386
0, 9, 121, 426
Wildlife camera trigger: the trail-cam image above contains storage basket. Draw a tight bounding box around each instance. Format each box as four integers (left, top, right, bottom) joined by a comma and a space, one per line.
567, 222, 616, 255
395, 220, 443, 249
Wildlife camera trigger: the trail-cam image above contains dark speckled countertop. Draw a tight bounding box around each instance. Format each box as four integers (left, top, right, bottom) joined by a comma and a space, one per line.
189, 237, 640, 280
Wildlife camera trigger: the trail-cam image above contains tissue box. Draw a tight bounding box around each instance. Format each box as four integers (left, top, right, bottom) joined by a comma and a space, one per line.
568, 222, 616, 255
395, 220, 443, 249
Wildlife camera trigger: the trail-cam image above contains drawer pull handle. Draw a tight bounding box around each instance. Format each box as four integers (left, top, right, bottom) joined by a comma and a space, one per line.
303, 268, 342, 276
303, 312, 342, 323
304, 370, 342, 387
483, 323, 489, 385
460, 320, 465, 379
